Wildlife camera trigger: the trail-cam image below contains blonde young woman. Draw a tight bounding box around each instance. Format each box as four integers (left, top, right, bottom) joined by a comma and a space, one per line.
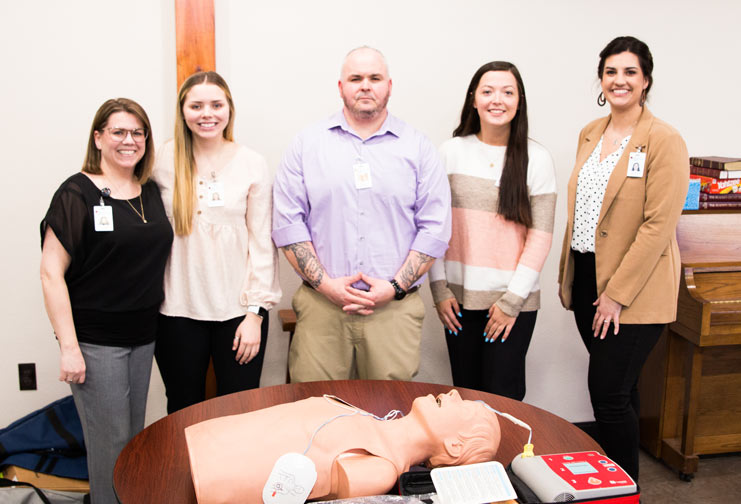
153, 72, 280, 413
559, 36, 689, 480
41, 98, 173, 503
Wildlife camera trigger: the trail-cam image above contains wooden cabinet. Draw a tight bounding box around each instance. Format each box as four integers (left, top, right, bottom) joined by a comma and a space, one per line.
639, 210, 741, 478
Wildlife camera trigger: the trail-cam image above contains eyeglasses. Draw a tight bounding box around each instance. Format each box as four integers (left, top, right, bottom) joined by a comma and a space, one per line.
102, 127, 148, 142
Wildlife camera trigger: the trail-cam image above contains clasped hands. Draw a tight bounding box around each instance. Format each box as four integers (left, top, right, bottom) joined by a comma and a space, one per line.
317, 272, 396, 315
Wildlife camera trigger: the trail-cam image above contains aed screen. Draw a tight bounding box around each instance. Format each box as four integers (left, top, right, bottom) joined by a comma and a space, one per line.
563, 462, 598, 475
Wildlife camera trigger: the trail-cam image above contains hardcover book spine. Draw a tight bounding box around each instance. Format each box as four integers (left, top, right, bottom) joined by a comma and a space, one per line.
690, 165, 723, 178
699, 192, 741, 201
699, 201, 741, 209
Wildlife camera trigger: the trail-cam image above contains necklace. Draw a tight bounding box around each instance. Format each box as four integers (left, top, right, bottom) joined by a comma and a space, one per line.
103, 175, 147, 223
125, 195, 147, 223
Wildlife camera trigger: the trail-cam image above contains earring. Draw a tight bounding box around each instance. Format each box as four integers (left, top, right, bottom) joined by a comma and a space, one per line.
639, 90, 647, 107
597, 92, 606, 107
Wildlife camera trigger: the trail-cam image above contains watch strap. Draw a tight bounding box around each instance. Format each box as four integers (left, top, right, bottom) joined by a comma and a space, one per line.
390, 279, 406, 300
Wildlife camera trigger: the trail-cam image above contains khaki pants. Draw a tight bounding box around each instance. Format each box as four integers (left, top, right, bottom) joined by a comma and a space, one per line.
288, 284, 425, 382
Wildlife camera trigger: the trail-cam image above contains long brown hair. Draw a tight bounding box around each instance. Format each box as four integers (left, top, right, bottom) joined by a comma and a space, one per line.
453, 61, 532, 228
83, 98, 155, 183
172, 71, 235, 235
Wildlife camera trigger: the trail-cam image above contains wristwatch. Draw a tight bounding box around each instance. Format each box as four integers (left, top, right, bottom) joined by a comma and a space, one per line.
389, 279, 406, 300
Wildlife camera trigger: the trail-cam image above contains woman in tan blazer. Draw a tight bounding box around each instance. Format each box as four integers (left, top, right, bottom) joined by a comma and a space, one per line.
558, 36, 689, 480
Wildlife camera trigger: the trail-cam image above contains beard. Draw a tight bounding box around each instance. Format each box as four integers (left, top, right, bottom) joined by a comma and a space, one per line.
344, 92, 390, 120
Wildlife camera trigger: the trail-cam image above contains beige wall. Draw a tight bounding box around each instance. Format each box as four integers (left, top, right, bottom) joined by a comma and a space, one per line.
2, 0, 740, 428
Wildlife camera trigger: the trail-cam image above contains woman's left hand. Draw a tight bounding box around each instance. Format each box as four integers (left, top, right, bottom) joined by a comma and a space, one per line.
592, 292, 622, 339
233, 313, 263, 364
484, 305, 516, 343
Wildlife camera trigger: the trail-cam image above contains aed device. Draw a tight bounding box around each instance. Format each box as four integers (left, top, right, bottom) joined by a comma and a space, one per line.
511, 451, 638, 503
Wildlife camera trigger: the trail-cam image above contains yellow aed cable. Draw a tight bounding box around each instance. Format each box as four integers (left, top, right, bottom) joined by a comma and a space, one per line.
477, 401, 534, 458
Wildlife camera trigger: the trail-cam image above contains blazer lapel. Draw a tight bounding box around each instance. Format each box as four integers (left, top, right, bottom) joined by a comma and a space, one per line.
597, 108, 655, 226
567, 116, 609, 229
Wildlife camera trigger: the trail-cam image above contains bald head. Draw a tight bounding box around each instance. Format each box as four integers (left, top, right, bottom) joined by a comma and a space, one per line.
340, 46, 390, 79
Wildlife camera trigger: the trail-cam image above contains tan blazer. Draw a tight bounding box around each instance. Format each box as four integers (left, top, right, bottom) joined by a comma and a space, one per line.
558, 108, 689, 324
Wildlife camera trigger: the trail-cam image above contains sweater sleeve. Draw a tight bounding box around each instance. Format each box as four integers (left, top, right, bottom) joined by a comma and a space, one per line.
240, 155, 282, 310
496, 143, 557, 317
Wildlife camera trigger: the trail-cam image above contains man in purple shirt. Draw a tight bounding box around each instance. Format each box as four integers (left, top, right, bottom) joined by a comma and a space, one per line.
272, 46, 451, 382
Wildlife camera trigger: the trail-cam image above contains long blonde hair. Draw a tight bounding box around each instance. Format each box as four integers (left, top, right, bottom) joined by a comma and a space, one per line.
172, 71, 235, 235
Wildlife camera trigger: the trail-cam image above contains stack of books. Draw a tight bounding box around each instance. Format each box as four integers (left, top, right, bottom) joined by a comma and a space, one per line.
689, 156, 741, 209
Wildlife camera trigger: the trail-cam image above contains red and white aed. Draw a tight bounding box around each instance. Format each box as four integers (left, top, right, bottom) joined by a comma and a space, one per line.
511, 451, 638, 503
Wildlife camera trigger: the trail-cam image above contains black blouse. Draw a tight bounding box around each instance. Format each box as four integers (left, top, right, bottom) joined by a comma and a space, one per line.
41, 172, 174, 346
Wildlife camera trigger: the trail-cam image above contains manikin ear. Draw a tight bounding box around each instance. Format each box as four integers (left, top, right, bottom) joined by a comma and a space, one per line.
443, 437, 464, 459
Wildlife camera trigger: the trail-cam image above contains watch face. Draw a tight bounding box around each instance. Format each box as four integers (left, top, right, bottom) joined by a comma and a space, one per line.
391, 280, 406, 300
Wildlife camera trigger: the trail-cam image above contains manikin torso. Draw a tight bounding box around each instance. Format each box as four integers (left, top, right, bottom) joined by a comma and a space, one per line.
185, 397, 411, 503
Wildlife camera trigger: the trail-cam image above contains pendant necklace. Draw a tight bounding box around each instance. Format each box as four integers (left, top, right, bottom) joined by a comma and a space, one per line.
103, 175, 147, 223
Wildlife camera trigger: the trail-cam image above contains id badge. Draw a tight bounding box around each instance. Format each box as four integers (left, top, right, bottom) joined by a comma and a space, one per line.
627, 151, 646, 178
94, 205, 114, 232
207, 181, 225, 207
353, 162, 372, 189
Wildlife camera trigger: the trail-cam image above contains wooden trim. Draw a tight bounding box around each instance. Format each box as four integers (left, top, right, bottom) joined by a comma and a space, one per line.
175, 0, 215, 88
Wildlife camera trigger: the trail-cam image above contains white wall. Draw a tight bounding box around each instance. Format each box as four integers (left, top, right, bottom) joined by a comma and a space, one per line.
2, 0, 740, 428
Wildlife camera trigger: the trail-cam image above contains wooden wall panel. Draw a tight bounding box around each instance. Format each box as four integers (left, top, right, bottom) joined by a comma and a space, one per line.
175, 0, 215, 88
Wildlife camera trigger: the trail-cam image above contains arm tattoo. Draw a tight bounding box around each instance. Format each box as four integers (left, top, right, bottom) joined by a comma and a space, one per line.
397, 251, 434, 290
284, 242, 324, 288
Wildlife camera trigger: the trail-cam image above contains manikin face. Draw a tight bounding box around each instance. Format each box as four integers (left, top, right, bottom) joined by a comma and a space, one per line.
93, 111, 146, 173
182, 83, 231, 140
338, 48, 392, 121
411, 390, 480, 433
473, 70, 519, 130
600, 51, 648, 111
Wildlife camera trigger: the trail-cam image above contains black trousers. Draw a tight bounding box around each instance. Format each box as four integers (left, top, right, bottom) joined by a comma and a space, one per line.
155, 311, 269, 414
445, 308, 537, 400
571, 251, 662, 481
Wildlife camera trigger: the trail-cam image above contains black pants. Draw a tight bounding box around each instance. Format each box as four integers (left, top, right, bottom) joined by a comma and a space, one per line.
155, 312, 269, 414
572, 251, 662, 481
445, 308, 537, 400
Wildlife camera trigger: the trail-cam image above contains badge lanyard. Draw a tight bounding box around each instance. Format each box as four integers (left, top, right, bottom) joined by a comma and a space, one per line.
627, 145, 646, 178
94, 188, 114, 232
207, 170, 225, 207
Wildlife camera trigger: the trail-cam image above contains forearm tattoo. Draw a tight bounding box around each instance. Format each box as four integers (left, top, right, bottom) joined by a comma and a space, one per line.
285, 242, 324, 288
397, 251, 434, 290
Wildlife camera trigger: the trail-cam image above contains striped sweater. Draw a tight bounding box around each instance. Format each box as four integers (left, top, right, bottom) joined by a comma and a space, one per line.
429, 135, 557, 317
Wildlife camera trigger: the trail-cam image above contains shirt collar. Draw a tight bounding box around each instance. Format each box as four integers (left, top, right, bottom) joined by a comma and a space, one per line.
328, 110, 401, 140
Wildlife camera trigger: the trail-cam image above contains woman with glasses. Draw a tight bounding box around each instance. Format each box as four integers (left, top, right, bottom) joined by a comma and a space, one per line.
558, 36, 688, 480
429, 61, 557, 401
152, 71, 280, 414
40, 98, 173, 503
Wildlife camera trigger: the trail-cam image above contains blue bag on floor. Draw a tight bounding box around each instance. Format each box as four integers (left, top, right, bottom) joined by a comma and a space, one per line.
0, 396, 87, 480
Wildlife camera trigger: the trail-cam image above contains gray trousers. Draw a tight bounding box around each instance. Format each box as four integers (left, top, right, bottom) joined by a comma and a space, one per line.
70, 341, 154, 504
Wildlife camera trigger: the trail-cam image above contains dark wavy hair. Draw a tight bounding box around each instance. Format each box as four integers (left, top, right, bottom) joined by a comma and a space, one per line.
453, 61, 531, 227
598, 36, 654, 100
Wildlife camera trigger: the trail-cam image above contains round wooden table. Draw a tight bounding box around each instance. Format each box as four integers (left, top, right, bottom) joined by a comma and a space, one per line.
114, 380, 600, 503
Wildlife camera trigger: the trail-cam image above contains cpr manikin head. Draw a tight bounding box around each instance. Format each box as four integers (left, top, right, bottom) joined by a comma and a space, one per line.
410, 390, 502, 467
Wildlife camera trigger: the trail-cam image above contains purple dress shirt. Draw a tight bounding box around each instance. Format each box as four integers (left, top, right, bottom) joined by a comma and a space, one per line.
272, 111, 451, 289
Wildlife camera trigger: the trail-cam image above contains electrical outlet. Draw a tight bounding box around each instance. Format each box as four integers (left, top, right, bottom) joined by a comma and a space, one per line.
19, 363, 37, 390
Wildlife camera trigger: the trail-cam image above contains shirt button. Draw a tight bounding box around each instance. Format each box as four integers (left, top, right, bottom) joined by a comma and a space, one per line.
359, 261, 364, 265
359, 236, 365, 241
199, 195, 203, 199
199, 181, 204, 185
360, 211, 365, 216
197, 210, 202, 215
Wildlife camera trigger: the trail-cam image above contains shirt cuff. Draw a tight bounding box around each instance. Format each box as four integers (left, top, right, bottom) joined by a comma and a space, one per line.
272, 222, 312, 248
410, 233, 450, 259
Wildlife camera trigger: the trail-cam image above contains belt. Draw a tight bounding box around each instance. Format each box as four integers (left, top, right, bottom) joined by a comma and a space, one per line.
302, 280, 420, 296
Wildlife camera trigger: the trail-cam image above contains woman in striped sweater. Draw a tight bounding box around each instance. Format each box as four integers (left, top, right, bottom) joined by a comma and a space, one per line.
430, 61, 556, 400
